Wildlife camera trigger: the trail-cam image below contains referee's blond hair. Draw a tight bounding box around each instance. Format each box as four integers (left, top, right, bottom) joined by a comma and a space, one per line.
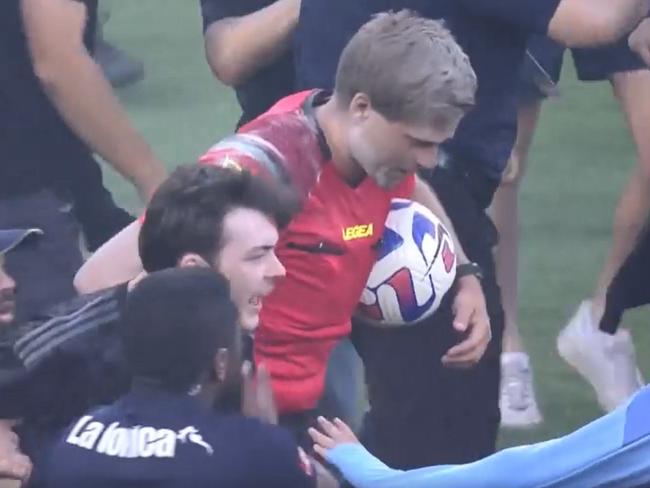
335, 10, 477, 125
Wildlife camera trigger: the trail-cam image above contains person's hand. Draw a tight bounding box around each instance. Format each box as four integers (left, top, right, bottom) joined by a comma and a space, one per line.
308, 417, 360, 459
0, 421, 31, 485
442, 275, 491, 368
241, 361, 278, 424
500, 151, 520, 185
629, 18, 650, 67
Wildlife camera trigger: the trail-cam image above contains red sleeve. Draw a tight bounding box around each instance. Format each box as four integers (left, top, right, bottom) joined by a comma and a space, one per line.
139, 147, 276, 223
199, 147, 270, 178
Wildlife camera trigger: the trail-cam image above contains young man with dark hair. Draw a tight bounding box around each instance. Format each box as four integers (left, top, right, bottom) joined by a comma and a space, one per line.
31, 268, 318, 487
0, 164, 292, 480
76, 11, 491, 448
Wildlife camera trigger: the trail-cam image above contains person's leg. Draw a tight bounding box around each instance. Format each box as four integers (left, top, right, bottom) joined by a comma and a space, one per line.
491, 35, 564, 428
93, 1, 145, 88
493, 99, 542, 355
557, 42, 648, 412
491, 99, 545, 428
592, 70, 650, 320
601, 223, 650, 334
319, 338, 364, 432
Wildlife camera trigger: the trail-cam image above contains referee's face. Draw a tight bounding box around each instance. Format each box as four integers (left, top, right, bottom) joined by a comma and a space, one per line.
216, 207, 285, 332
348, 98, 461, 189
0, 255, 17, 327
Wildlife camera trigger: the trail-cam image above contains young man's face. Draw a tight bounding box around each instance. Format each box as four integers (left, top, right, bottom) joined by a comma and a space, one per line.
215, 207, 285, 331
0, 255, 17, 326
347, 96, 463, 188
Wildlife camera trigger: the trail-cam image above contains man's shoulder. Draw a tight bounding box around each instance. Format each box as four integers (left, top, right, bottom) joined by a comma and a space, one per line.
200, 91, 325, 196
13, 283, 128, 371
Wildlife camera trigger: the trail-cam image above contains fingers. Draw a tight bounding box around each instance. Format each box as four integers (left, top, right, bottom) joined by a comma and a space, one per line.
452, 304, 471, 333
313, 444, 327, 459
442, 316, 491, 368
333, 418, 354, 437
240, 362, 278, 424
255, 364, 278, 424
316, 417, 340, 437
308, 427, 334, 450
0, 453, 31, 482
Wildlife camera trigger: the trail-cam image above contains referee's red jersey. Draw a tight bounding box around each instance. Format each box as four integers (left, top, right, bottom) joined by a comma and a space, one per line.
200, 90, 415, 412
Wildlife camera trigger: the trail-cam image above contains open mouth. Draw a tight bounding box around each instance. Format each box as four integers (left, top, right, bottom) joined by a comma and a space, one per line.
0, 300, 15, 316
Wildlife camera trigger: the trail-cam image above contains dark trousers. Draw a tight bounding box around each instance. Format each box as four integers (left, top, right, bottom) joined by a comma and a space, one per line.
352, 159, 505, 469
1, 151, 133, 321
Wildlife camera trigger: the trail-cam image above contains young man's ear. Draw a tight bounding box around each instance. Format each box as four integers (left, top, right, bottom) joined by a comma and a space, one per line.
177, 253, 211, 269
213, 348, 230, 383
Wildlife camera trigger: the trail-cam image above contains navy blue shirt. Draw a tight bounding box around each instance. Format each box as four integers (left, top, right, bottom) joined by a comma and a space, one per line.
294, 0, 562, 178
33, 384, 316, 488
200, 0, 296, 127
0, 0, 98, 196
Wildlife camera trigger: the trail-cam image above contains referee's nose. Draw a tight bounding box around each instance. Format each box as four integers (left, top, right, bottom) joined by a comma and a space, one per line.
415, 145, 439, 170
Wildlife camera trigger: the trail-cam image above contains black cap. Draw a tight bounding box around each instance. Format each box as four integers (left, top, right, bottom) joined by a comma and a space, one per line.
0, 228, 43, 256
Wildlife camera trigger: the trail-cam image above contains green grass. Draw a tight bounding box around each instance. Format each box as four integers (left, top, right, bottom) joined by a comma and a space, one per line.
102, 1, 649, 450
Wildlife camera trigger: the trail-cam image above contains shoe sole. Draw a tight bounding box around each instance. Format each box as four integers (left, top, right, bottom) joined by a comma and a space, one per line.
500, 413, 543, 429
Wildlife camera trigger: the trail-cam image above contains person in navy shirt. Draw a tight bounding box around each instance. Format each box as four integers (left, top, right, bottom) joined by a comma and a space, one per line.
32, 268, 318, 488
293, 0, 650, 470
200, 0, 299, 127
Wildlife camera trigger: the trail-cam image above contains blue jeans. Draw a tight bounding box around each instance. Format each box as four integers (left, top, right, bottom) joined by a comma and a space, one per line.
319, 337, 364, 431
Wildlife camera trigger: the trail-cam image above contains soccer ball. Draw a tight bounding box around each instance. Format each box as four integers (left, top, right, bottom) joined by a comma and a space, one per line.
358, 198, 457, 326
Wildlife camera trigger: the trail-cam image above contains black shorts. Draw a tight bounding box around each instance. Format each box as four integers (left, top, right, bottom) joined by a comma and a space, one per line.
519, 34, 646, 102
352, 155, 505, 469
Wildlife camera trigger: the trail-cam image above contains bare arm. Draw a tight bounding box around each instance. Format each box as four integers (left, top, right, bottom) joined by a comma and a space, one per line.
412, 176, 469, 265
411, 176, 491, 368
549, 0, 649, 47
74, 221, 143, 294
204, 0, 300, 87
21, 0, 166, 202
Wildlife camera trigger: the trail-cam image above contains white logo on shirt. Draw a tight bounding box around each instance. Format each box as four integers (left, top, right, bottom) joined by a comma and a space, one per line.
177, 426, 214, 455
66, 415, 214, 459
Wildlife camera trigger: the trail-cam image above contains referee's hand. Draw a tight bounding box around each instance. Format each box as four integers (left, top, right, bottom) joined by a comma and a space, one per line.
442, 275, 491, 368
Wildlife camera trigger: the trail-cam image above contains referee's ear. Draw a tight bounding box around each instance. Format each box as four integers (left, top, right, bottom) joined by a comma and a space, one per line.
213, 347, 230, 383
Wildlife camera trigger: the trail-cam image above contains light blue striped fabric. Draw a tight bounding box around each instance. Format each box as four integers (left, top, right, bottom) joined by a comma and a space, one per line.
328, 386, 650, 488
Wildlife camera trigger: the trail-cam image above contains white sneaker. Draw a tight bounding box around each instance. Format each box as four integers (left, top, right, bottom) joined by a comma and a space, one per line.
500, 352, 543, 428
557, 300, 644, 412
